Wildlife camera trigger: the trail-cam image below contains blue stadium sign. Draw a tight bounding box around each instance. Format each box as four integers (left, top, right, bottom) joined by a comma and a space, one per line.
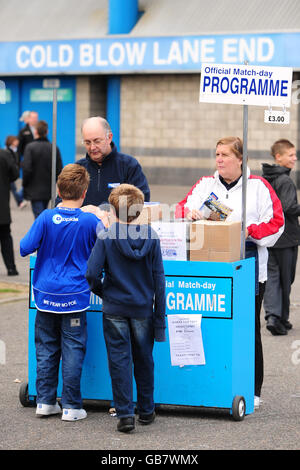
0, 32, 299, 75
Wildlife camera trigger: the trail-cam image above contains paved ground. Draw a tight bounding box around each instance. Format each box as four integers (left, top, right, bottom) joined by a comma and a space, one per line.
0, 182, 299, 451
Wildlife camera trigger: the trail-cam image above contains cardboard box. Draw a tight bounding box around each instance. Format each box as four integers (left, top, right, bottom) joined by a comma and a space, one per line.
188, 220, 241, 262
108, 202, 162, 225
135, 202, 162, 225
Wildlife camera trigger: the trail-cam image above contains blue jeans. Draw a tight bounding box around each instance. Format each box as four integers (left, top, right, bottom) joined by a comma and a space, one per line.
31, 200, 49, 219
103, 314, 155, 418
35, 310, 87, 409
10, 183, 23, 206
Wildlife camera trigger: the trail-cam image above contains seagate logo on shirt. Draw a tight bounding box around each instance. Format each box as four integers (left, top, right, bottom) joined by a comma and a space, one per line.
52, 214, 63, 224
52, 214, 78, 224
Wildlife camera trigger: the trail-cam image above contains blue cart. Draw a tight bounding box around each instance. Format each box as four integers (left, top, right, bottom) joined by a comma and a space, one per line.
19, 256, 255, 421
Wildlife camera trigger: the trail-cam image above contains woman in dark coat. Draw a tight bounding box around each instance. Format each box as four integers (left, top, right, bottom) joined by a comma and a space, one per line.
0, 147, 19, 275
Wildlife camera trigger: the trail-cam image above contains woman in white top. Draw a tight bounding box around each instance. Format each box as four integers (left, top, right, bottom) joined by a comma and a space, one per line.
175, 136, 284, 408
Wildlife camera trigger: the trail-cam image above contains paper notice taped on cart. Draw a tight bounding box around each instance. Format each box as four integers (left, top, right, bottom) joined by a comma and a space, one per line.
167, 314, 205, 366
151, 221, 187, 261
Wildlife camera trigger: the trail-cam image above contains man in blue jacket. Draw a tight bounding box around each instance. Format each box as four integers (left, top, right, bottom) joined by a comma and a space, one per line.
78, 116, 150, 206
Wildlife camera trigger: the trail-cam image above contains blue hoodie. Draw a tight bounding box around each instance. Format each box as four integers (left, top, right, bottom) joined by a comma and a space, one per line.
86, 223, 166, 341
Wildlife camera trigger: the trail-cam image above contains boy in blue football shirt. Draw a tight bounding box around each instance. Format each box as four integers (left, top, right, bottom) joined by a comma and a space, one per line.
86, 184, 166, 433
20, 164, 106, 421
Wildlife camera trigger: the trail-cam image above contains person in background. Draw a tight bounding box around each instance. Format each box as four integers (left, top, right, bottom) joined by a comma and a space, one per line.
0, 146, 19, 276
5, 135, 27, 209
20, 164, 106, 421
262, 139, 300, 335
86, 184, 166, 433
18, 110, 38, 157
22, 120, 63, 219
175, 136, 285, 409
17, 110, 38, 208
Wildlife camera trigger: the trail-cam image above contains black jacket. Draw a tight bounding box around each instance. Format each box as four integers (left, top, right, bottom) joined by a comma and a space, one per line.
6, 147, 20, 168
18, 124, 34, 157
262, 163, 300, 248
0, 149, 19, 224
22, 137, 63, 201
76, 142, 150, 206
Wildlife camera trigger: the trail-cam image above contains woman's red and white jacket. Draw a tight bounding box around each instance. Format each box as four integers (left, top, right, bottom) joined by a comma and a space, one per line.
175, 168, 285, 282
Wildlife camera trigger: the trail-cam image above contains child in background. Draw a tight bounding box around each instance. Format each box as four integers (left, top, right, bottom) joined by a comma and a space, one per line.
86, 184, 166, 433
262, 139, 300, 335
20, 164, 105, 421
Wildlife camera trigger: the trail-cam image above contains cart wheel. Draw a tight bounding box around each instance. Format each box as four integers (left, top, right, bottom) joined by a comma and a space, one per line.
231, 396, 246, 421
19, 382, 36, 407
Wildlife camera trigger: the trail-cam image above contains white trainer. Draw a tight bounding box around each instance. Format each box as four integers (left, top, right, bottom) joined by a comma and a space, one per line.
36, 402, 62, 416
254, 396, 260, 409
61, 408, 87, 421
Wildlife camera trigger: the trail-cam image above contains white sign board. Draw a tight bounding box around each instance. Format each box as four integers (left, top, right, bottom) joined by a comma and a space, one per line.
43, 78, 60, 89
264, 109, 290, 125
168, 314, 206, 366
200, 63, 293, 107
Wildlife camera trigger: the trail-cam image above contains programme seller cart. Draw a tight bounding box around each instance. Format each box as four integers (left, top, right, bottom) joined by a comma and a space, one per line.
20, 254, 255, 421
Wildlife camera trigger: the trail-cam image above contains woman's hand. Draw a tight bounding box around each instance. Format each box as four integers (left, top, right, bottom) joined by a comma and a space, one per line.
186, 209, 204, 221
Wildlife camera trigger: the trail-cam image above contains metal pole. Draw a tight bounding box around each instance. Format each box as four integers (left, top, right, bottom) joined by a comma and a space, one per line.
241, 103, 248, 259
51, 88, 57, 208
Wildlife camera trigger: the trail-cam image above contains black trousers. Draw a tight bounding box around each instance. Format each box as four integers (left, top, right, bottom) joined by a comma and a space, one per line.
264, 246, 298, 323
255, 282, 265, 397
0, 224, 16, 271
245, 243, 264, 396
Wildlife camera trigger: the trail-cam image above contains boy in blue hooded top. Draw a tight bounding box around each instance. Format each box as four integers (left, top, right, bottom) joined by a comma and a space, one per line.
86, 184, 166, 433
20, 164, 105, 422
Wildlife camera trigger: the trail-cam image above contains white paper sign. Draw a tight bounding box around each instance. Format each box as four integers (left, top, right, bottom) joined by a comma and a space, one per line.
264, 109, 290, 125
43, 78, 60, 89
167, 314, 206, 366
151, 221, 187, 261
200, 63, 292, 107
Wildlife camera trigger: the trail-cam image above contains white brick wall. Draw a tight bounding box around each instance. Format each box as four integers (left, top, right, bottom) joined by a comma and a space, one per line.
75, 76, 90, 160
75, 76, 107, 160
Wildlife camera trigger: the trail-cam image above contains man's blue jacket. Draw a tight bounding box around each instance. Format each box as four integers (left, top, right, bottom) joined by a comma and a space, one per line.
76, 142, 150, 206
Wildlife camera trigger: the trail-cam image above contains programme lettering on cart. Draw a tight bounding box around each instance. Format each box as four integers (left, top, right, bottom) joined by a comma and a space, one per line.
165, 276, 232, 318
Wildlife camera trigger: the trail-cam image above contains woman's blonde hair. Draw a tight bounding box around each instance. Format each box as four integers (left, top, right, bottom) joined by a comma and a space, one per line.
216, 136, 243, 160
